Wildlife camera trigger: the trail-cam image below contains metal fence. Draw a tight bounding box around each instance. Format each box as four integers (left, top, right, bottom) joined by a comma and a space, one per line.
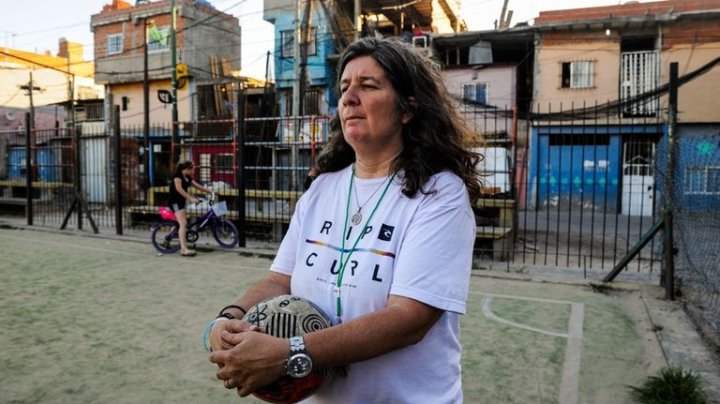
1, 93, 718, 339
671, 125, 720, 341
0, 113, 329, 242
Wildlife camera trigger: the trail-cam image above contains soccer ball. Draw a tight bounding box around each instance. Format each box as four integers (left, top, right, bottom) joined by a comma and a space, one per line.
242, 295, 335, 403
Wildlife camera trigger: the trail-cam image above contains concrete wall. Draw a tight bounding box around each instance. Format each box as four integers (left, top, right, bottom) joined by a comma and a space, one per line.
443, 65, 516, 137
92, 0, 241, 85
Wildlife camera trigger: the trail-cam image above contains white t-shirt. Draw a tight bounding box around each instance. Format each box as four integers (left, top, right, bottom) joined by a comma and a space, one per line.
271, 165, 476, 403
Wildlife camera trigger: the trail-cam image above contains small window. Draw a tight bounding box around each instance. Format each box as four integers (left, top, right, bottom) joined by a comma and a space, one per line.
147, 25, 170, 52
107, 34, 124, 55
199, 154, 211, 183
685, 166, 720, 195
281, 30, 294, 58
304, 89, 320, 115
280, 27, 317, 58
213, 154, 234, 174
561, 61, 594, 89
462, 83, 488, 105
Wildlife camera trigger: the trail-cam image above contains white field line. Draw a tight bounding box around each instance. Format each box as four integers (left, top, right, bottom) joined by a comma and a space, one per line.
559, 302, 584, 404
471, 291, 584, 404
481, 295, 568, 338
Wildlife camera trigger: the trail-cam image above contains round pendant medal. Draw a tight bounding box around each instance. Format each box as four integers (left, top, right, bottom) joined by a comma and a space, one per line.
351, 211, 362, 225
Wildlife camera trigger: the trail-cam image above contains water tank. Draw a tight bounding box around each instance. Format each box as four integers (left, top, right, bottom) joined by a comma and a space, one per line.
469, 41, 493, 65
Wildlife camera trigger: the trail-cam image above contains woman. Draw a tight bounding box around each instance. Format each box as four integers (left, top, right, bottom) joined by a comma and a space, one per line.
208, 37, 481, 402
168, 160, 212, 257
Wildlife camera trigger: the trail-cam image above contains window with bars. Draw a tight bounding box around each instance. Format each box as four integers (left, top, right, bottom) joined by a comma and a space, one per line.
685, 166, 720, 194
283, 88, 321, 116
561, 61, 594, 89
107, 34, 124, 55
462, 82, 488, 105
213, 154, 234, 174
280, 28, 317, 58
199, 154, 211, 184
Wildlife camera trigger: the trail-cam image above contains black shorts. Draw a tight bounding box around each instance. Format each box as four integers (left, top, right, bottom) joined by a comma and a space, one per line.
171, 201, 186, 212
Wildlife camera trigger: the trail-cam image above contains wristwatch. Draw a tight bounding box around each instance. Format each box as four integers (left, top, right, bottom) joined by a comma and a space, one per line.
286, 335, 313, 378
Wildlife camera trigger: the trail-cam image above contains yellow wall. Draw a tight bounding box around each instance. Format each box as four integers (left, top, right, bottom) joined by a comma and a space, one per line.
534, 35, 720, 123
661, 44, 720, 122
533, 41, 620, 113
110, 80, 191, 126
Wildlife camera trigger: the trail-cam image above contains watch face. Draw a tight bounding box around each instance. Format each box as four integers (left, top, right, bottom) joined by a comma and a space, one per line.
287, 353, 313, 378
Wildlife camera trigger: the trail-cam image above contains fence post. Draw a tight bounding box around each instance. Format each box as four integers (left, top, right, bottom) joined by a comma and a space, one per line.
114, 105, 123, 235
235, 86, 246, 247
75, 125, 83, 230
24, 112, 33, 226
663, 62, 679, 300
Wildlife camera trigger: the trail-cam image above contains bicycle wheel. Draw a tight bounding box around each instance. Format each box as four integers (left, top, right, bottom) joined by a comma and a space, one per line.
151, 221, 181, 253
212, 219, 239, 248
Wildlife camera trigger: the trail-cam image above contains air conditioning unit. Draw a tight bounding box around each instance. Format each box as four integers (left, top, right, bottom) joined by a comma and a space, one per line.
412, 35, 428, 48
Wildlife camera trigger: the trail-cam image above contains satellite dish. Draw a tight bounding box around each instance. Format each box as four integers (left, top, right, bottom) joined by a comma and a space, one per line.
5, 111, 16, 121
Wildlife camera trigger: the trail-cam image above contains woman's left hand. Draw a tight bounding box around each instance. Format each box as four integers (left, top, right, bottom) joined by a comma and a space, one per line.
209, 324, 288, 397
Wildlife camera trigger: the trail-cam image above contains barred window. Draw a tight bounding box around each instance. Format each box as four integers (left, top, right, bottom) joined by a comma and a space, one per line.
561, 61, 594, 89
281, 30, 294, 58
280, 28, 317, 58
685, 166, 720, 194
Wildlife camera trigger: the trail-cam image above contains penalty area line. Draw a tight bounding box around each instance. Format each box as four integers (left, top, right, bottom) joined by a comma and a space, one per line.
472, 292, 584, 404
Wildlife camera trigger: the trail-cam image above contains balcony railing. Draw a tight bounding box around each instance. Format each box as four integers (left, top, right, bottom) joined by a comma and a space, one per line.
621, 50, 660, 117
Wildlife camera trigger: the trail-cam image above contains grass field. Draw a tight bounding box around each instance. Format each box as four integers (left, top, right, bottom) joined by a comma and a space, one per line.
0, 228, 666, 403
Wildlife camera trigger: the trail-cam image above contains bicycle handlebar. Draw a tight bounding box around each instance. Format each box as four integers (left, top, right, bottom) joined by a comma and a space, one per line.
194, 192, 216, 206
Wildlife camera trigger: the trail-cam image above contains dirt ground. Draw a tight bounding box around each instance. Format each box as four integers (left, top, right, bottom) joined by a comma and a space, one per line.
0, 226, 712, 403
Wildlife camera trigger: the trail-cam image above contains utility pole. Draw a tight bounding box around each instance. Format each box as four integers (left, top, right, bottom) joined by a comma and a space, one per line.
143, 19, 151, 190
291, 0, 301, 191
354, 0, 361, 41
663, 62, 679, 301
170, 0, 179, 164
19, 72, 44, 130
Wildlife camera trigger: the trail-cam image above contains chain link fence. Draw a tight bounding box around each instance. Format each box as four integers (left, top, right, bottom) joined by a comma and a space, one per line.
672, 126, 720, 342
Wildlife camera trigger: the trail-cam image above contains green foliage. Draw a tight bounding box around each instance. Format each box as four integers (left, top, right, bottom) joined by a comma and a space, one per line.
628, 366, 708, 404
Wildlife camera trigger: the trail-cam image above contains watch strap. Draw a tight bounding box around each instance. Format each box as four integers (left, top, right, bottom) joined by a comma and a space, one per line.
289, 335, 306, 353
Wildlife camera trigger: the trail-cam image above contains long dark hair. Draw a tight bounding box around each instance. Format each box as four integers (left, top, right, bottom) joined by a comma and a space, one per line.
315, 37, 482, 202
173, 160, 194, 178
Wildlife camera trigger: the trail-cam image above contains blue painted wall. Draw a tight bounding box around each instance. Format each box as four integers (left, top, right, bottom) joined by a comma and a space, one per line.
528, 125, 662, 212
264, 6, 338, 111
8, 147, 24, 179
8, 147, 60, 182
656, 124, 720, 212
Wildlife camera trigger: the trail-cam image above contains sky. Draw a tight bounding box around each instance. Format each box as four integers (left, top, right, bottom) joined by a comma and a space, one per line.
0, 0, 644, 79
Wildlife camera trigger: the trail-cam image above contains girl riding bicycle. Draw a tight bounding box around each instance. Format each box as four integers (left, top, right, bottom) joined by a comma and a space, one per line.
169, 160, 212, 256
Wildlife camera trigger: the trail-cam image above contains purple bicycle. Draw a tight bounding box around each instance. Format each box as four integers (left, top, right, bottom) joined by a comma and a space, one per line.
150, 193, 239, 253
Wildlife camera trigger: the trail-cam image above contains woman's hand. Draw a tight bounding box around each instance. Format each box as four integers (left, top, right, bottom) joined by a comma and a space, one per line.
208, 319, 260, 352
209, 322, 289, 397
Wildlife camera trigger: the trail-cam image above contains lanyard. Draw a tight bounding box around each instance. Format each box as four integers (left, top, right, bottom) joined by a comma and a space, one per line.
335, 166, 396, 323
